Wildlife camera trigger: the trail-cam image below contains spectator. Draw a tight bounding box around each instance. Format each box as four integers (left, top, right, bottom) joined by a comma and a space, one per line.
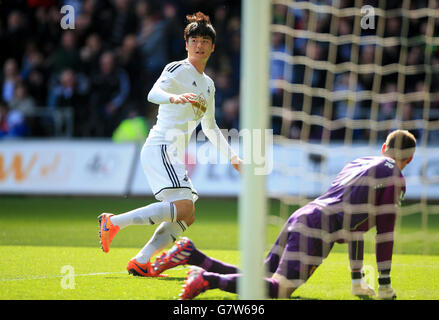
382, 17, 402, 74
332, 72, 365, 140
9, 81, 36, 115
270, 32, 293, 105
9, 81, 38, 136
115, 34, 144, 111
32, 6, 61, 61
405, 46, 425, 89
108, 0, 138, 48
2, 11, 29, 65
211, 5, 229, 54
80, 33, 104, 77
24, 63, 48, 106
73, 7, 94, 46
272, 3, 288, 25
225, 25, 241, 95
379, 82, 398, 122
20, 42, 43, 81
337, 18, 353, 63
112, 109, 149, 144
397, 102, 421, 140
162, 2, 186, 62
358, 45, 375, 91
137, 14, 170, 90
1, 58, 21, 104
88, 51, 130, 137
293, 41, 326, 90
214, 71, 235, 121
0, 100, 28, 138
134, 0, 150, 23
385, 16, 401, 37
47, 69, 88, 137
49, 30, 82, 76
220, 96, 240, 130
270, 31, 292, 135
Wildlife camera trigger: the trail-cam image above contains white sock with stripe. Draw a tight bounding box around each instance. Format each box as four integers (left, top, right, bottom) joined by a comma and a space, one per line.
109, 202, 177, 230
133, 221, 188, 263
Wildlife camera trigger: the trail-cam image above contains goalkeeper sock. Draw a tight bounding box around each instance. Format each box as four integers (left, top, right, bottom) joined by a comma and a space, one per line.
351, 269, 365, 283
110, 202, 177, 229
203, 272, 239, 294
378, 269, 391, 286
188, 249, 239, 274
133, 221, 188, 263
203, 273, 279, 298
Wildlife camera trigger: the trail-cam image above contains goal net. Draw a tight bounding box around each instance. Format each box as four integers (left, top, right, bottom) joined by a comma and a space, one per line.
268, 0, 439, 257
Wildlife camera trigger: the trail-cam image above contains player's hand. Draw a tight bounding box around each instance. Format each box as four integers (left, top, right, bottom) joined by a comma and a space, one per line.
378, 285, 397, 300
169, 93, 197, 104
231, 155, 242, 173
352, 279, 376, 297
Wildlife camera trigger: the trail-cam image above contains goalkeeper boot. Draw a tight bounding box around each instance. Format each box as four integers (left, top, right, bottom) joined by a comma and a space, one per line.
152, 237, 195, 275
352, 279, 376, 298
378, 285, 397, 300
126, 258, 168, 277
179, 267, 209, 300
98, 213, 120, 253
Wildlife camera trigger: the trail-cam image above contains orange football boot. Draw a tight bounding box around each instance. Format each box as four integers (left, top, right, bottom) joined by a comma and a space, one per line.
126, 258, 168, 277
98, 213, 120, 253
179, 267, 210, 300
152, 237, 194, 275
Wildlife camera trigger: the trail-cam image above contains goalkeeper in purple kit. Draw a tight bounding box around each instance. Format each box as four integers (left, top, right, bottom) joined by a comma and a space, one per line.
151, 130, 416, 300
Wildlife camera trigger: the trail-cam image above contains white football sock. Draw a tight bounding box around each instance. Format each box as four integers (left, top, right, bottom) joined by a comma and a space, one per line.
109, 202, 177, 230
133, 221, 188, 263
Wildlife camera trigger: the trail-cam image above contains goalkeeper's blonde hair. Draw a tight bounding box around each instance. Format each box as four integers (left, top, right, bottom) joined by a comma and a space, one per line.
384, 130, 416, 161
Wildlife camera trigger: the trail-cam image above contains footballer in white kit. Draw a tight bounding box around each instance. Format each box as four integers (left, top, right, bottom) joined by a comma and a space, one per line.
98, 12, 242, 277
144, 57, 234, 203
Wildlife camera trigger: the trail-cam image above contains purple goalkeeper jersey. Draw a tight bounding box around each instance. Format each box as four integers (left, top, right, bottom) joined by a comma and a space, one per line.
265, 156, 406, 284
297, 156, 405, 271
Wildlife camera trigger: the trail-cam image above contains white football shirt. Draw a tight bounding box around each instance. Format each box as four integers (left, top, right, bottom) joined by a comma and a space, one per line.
146, 58, 236, 161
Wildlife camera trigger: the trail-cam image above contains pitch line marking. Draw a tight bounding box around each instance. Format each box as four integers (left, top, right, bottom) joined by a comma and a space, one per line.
2, 263, 439, 282
0, 267, 188, 282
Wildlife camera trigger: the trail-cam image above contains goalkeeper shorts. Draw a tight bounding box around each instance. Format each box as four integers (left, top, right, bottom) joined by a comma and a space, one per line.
264, 205, 334, 288
141, 144, 198, 203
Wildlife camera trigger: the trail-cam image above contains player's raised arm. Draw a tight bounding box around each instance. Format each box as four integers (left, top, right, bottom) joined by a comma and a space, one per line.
147, 82, 197, 105
200, 86, 242, 172
147, 68, 197, 105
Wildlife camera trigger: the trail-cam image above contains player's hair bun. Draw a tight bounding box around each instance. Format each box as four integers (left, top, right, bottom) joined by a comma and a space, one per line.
184, 11, 216, 43
186, 12, 211, 25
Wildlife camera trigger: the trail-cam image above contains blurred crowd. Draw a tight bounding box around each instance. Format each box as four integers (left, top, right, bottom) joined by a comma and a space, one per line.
270, 0, 439, 143
0, 0, 241, 139
1, 0, 439, 144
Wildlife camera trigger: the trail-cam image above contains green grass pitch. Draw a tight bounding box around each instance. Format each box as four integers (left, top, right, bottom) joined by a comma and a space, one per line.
1, 196, 439, 300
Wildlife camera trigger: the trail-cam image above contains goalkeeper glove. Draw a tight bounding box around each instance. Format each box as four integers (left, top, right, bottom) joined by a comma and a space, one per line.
377, 270, 396, 300
351, 270, 376, 297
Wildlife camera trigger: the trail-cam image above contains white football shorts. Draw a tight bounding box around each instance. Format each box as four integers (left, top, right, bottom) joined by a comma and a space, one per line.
141, 144, 198, 203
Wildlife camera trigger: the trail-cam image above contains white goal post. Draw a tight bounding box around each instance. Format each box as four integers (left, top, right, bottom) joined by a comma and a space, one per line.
238, 0, 271, 299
